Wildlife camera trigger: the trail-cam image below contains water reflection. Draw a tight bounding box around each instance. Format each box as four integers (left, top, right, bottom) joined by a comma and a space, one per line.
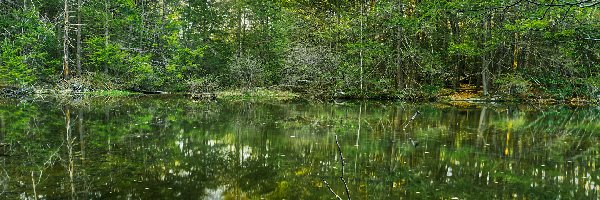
0, 97, 598, 199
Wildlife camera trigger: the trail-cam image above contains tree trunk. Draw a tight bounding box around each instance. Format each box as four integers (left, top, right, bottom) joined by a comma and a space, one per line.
160, 0, 168, 66
512, 32, 519, 70
140, 0, 144, 50
359, 0, 364, 95
395, 0, 404, 90
104, 0, 109, 74
63, 0, 70, 80
76, 0, 82, 77
482, 18, 490, 96
236, 0, 242, 58
451, 17, 459, 91
482, 62, 490, 96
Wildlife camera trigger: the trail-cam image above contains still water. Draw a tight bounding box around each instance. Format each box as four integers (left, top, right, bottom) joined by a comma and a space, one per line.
0, 96, 598, 199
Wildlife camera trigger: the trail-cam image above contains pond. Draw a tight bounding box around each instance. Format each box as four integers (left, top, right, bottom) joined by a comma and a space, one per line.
0, 96, 598, 199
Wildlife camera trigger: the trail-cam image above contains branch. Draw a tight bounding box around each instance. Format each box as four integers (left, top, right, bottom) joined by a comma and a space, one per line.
340, 176, 351, 200
322, 179, 342, 200
322, 135, 351, 200
456, 0, 525, 13
403, 111, 421, 131
503, 0, 527, 13
526, 0, 599, 7
541, 0, 557, 19
335, 135, 351, 200
457, 0, 599, 13
335, 135, 345, 177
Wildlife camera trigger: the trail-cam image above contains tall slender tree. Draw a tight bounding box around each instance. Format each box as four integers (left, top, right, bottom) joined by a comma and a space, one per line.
63, 0, 70, 80
76, 0, 82, 77
103, 0, 109, 74
359, 0, 364, 95
481, 16, 490, 96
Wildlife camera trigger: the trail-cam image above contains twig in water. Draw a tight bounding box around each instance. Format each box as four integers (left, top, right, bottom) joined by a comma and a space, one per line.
336, 135, 345, 176
403, 110, 421, 131
340, 176, 351, 200
322, 179, 342, 200
335, 135, 351, 200
322, 135, 351, 200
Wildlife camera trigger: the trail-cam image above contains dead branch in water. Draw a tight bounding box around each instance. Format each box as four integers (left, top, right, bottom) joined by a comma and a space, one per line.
403, 110, 421, 131
322, 135, 351, 200
322, 179, 342, 200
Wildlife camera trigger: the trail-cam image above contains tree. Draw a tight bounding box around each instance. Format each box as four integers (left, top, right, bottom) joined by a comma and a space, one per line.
63, 0, 70, 80
0, 0, 597, 99
76, 0, 83, 76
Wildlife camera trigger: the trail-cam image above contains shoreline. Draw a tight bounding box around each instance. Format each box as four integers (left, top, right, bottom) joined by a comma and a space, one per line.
0, 86, 597, 105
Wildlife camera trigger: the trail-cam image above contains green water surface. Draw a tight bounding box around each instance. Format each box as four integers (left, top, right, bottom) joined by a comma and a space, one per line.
0, 96, 598, 199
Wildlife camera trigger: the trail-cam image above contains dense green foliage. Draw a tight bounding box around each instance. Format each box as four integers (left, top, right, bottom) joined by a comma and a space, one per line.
1, 0, 598, 99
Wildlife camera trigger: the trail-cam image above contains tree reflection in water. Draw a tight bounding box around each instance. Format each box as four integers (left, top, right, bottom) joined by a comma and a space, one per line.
0, 97, 598, 199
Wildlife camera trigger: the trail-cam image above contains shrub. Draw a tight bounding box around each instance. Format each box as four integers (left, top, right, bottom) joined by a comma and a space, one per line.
584, 75, 600, 100
228, 54, 264, 88
188, 77, 220, 93
281, 43, 340, 96
494, 74, 532, 98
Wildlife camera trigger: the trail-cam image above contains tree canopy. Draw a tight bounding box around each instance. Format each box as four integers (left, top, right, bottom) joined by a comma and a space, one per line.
1, 0, 598, 100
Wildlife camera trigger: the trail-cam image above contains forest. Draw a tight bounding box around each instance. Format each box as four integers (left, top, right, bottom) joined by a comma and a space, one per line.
1, 0, 599, 101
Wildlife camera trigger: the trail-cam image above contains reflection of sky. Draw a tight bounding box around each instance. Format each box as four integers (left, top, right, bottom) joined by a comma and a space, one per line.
204, 185, 226, 200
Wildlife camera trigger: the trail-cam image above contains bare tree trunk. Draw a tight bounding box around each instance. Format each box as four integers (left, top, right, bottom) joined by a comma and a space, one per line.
140, 0, 145, 50
63, 0, 70, 80
160, 0, 168, 66
451, 17, 460, 91
396, 0, 404, 90
360, 0, 364, 95
236, 0, 242, 58
512, 32, 519, 70
76, 0, 82, 77
31, 171, 38, 200
482, 18, 490, 96
104, 0, 109, 74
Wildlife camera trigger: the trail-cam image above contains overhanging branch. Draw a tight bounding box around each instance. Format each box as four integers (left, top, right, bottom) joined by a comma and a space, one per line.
526, 0, 599, 7
457, 0, 600, 13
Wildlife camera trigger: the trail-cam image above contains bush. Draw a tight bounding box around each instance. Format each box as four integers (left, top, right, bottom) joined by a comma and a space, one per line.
188, 77, 220, 93
584, 75, 600, 100
126, 54, 160, 89
228, 54, 264, 88
281, 43, 340, 96
494, 74, 532, 98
